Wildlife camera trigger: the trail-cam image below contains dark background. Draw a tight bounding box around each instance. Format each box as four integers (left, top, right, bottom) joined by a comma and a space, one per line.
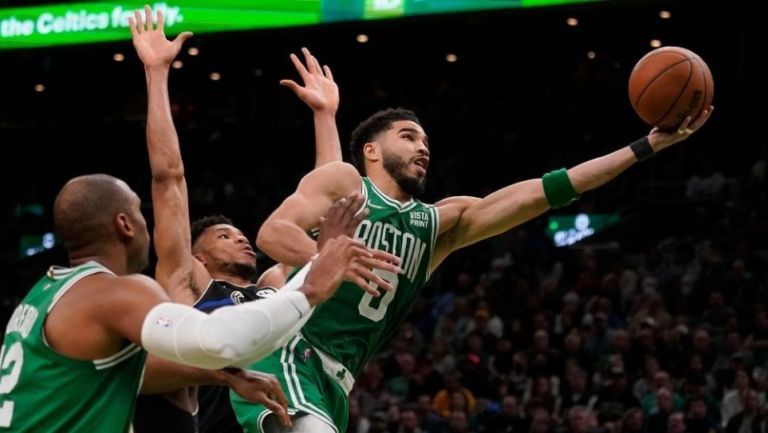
0, 0, 765, 323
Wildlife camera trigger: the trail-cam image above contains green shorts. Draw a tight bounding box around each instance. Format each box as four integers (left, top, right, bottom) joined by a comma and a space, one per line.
230, 335, 349, 433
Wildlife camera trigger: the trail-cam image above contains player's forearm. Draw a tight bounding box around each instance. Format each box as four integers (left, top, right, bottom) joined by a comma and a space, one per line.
452, 179, 549, 249
313, 110, 343, 167
141, 354, 229, 394
141, 289, 312, 369
256, 220, 317, 267
145, 66, 184, 181
567, 146, 637, 194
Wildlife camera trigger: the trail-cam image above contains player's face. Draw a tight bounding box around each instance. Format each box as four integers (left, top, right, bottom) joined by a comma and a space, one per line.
196, 224, 257, 279
378, 120, 430, 196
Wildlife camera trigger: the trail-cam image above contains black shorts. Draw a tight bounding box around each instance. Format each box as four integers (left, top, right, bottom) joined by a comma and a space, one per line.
198, 385, 244, 433
133, 393, 199, 433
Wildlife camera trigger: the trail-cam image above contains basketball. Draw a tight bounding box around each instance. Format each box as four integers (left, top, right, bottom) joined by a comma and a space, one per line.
628, 46, 714, 131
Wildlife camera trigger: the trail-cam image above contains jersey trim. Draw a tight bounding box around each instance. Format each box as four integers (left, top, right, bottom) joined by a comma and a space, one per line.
47, 262, 113, 313
426, 204, 440, 279
279, 335, 339, 433
364, 177, 419, 212
93, 344, 142, 370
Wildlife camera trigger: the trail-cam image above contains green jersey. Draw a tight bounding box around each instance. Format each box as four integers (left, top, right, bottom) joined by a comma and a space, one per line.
0, 262, 146, 432
303, 177, 439, 376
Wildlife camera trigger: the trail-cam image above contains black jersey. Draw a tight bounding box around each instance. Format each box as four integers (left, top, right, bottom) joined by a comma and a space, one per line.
134, 280, 277, 433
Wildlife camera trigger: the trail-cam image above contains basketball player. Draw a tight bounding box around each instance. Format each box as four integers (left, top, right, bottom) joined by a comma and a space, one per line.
127, 7, 393, 433
0, 172, 396, 433
232, 104, 713, 430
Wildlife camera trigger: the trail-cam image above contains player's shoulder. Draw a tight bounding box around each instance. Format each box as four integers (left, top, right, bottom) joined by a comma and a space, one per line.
88, 273, 166, 300
313, 161, 360, 181
434, 195, 479, 210
302, 161, 362, 195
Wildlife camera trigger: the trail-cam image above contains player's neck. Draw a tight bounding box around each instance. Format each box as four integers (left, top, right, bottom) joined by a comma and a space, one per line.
69, 246, 128, 275
210, 271, 252, 287
367, 167, 412, 203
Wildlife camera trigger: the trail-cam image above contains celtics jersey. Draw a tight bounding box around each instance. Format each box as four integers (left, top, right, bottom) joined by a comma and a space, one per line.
302, 177, 439, 376
0, 262, 147, 432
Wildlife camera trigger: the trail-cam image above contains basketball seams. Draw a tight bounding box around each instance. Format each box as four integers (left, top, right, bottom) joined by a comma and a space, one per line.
633, 57, 689, 109
650, 59, 694, 126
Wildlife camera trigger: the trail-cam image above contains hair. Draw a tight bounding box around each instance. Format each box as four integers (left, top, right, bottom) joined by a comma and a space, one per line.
191, 214, 234, 247
349, 108, 421, 174
53, 174, 134, 251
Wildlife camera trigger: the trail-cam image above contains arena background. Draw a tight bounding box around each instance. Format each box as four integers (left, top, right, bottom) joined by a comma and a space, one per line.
1, 0, 766, 431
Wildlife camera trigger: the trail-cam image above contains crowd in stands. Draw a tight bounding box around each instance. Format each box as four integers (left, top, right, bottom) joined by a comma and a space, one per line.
344, 159, 768, 433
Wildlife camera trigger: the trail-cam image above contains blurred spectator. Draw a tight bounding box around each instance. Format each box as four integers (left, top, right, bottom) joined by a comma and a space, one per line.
724, 390, 762, 433
620, 408, 646, 433
685, 395, 722, 433
433, 373, 477, 418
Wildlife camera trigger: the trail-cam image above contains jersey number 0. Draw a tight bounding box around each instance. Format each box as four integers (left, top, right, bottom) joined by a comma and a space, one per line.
357, 269, 398, 322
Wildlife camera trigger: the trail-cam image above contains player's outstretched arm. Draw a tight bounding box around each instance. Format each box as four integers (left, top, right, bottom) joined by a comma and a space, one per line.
256, 161, 361, 266
281, 47, 342, 167
130, 6, 202, 302
431, 108, 713, 270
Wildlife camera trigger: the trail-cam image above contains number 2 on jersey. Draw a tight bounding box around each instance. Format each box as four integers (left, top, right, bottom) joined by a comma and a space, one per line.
358, 269, 399, 322
0, 342, 23, 427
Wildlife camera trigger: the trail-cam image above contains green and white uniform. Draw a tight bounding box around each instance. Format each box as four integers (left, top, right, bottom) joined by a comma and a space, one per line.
0, 262, 147, 432
232, 177, 439, 432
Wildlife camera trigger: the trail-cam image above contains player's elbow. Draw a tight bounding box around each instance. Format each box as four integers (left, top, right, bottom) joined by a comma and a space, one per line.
151, 162, 185, 183
197, 308, 273, 368
255, 222, 277, 255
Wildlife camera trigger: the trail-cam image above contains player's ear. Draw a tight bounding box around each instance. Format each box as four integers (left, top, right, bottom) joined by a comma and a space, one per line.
363, 142, 380, 163
114, 213, 135, 241
193, 253, 208, 267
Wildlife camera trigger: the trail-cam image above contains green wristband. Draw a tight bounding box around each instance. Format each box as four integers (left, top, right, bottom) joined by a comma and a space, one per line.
542, 168, 580, 208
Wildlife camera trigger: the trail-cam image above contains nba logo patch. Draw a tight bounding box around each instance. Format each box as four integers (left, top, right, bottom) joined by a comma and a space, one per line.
155, 316, 173, 328
301, 347, 313, 361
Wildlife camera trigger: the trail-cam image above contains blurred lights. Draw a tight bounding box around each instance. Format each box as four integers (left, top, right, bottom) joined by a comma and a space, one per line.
172, 60, 183, 69
566, 17, 578, 26
446, 54, 458, 63
34, 84, 45, 92
659, 10, 671, 19
650, 39, 662, 48
356, 34, 369, 43
188, 47, 199, 56
587, 51, 596, 60
210, 72, 221, 81
113, 53, 125, 62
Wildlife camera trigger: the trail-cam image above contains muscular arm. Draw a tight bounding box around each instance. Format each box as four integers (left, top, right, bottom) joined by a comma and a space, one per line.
141, 355, 230, 393
145, 67, 203, 302
255, 161, 361, 266
132, 8, 202, 302
431, 119, 713, 271
313, 110, 342, 167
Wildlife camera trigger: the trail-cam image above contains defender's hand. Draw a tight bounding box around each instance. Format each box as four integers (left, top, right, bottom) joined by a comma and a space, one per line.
129, 5, 192, 68
316, 193, 368, 251
280, 47, 339, 114
223, 369, 292, 427
304, 236, 400, 304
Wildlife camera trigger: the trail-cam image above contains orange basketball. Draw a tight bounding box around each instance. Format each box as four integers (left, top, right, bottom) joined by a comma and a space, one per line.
628, 46, 714, 131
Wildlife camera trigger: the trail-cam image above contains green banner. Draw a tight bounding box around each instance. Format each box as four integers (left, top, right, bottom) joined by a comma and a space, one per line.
0, 1, 322, 49
0, 0, 604, 50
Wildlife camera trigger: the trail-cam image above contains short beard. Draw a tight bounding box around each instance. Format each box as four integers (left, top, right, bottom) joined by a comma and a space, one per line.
221, 261, 258, 282
383, 151, 426, 197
